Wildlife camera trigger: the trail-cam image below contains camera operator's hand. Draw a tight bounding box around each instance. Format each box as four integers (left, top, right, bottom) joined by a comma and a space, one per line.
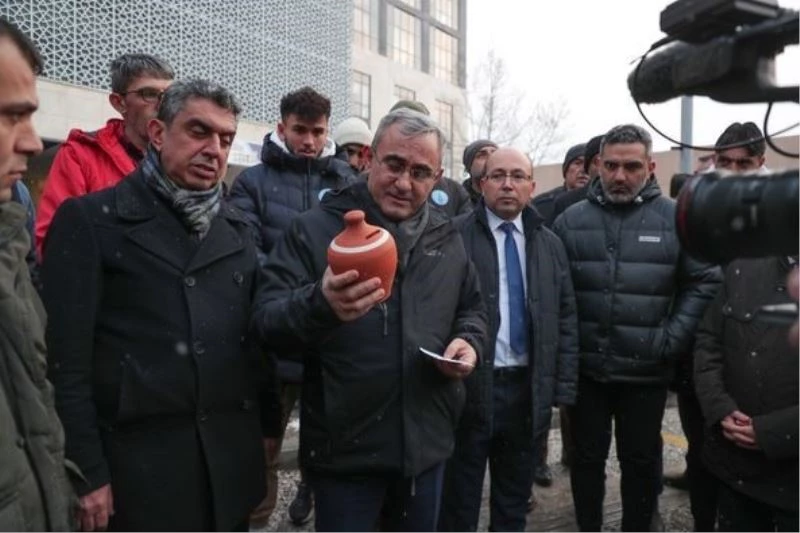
322, 267, 385, 322
721, 410, 758, 450
788, 268, 798, 347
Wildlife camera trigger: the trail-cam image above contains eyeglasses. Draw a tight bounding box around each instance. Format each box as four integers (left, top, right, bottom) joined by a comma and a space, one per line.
485, 171, 532, 184
377, 155, 436, 182
121, 87, 165, 103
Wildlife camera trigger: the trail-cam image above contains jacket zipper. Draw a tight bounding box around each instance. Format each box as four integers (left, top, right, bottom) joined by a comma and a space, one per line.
379, 302, 388, 336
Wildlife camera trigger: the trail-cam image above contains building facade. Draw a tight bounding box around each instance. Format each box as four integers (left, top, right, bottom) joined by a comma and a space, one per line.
349, 0, 469, 180
4, 0, 354, 181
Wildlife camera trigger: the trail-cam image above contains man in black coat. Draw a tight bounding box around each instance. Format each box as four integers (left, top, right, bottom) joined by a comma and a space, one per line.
531, 142, 587, 223
42, 80, 280, 532
694, 256, 798, 531
552, 124, 721, 531
461, 139, 498, 206
228, 86, 356, 527
251, 108, 487, 532
439, 148, 578, 531
548, 134, 604, 227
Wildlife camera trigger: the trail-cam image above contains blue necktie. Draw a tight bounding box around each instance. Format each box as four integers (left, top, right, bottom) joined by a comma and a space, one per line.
501, 222, 527, 355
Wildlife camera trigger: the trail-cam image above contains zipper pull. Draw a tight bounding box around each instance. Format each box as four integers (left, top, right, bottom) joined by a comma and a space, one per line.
410, 475, 416, 497
379, 302, 388, 336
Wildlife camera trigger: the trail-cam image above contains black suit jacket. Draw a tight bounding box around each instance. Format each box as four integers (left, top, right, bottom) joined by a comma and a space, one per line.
42, 171, 277, 531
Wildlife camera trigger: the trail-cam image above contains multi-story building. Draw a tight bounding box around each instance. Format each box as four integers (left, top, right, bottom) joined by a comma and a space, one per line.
5, 0, 469, 198
4, 0, 353, 195
349, 0, 469, 179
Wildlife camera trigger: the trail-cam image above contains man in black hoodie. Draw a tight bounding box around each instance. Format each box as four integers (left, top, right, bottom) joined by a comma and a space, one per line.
228, 86, 356, 527
252, 108, 487, 532
552, 124, 721, 531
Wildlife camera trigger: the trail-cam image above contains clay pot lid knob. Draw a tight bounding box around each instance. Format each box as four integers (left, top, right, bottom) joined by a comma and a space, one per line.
343, 210, 365, 225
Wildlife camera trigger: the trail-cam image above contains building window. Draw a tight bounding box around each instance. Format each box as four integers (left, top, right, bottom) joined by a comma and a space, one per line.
431, 28, 457, 84
432, 0, 458, 29
394, 85, 416, 103
353, 0, 377, 51
351, 71, 371, 126
436, 100, 454, 177
398, 0, 421, 8
388, 6, 421, 69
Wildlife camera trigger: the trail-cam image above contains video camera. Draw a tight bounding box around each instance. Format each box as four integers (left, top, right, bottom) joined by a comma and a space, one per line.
628, 0, 799, 265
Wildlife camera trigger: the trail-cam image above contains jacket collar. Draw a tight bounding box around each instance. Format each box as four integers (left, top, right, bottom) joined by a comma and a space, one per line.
261, 132, 338, 172
474, 197, 544, 236
115, 171, 246, 273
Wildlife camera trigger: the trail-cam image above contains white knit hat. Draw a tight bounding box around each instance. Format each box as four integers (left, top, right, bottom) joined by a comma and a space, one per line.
333, 117, 373, 147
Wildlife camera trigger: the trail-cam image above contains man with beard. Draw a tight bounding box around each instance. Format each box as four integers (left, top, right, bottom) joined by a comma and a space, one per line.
552, 124, 721, 531
531, 143, 587, 223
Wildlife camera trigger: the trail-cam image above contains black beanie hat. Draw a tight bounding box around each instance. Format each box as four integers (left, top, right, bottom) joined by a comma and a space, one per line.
561, 143, 586, 177
583, 135, 604, 174
462, 139, 499, 173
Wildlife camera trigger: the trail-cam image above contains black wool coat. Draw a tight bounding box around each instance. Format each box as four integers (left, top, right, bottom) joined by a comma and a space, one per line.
42, 171, 277, 531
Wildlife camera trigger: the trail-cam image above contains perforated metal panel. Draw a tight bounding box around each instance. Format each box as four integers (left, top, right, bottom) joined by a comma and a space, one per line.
2, 0, 353, 125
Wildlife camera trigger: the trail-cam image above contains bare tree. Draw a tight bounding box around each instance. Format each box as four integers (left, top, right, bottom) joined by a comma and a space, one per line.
468, 50, 570, 164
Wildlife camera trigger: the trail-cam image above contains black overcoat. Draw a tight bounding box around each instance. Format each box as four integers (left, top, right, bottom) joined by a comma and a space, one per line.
43, 171, 271, 531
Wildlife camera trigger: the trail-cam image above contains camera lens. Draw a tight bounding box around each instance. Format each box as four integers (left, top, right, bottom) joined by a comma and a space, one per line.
676, 170, 799, 263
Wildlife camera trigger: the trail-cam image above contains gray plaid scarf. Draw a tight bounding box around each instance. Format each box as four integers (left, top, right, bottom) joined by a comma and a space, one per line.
141, 146, 222, 240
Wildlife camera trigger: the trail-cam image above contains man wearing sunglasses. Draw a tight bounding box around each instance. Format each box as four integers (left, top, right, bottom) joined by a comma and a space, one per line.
36, 53, 174, 257
552, 124, 721, 531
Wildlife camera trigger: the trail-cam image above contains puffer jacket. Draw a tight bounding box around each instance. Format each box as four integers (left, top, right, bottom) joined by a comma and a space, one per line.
694, 257, 798, 511
250, 182, 487, 477
552, 176, 721, 384
0, 202, 74, 531
228, 132, 357, 267
36, 119, 137, 258
454, 201, 578, 441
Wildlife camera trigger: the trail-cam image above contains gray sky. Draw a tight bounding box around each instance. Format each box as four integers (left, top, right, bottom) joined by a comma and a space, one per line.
466, 0, 800, 163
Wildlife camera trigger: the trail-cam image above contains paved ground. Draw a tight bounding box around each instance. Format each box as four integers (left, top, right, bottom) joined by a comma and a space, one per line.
253, 394, 694, 532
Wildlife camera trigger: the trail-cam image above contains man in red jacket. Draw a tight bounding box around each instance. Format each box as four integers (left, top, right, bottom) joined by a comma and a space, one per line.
35, 53, 174, 257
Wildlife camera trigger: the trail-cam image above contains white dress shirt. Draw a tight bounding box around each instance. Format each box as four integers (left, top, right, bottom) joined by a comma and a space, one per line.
486, 208, 528, 368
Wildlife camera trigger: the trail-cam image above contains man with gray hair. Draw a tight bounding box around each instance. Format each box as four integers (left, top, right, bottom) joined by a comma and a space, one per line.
552, 124, 721, 531
252, 108, 488, 531
36, 52, 174, 257
42, 79, 278, 531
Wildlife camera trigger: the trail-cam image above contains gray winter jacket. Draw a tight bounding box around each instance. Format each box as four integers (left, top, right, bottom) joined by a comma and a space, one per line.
0, 202, 74, 531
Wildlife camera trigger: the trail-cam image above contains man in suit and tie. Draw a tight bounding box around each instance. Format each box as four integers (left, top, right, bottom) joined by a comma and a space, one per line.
440, 147, 579, 531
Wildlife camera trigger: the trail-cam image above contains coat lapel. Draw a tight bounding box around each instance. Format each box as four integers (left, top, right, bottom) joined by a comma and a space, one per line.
186, 203, 246, 273
117, 173, 194, 272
